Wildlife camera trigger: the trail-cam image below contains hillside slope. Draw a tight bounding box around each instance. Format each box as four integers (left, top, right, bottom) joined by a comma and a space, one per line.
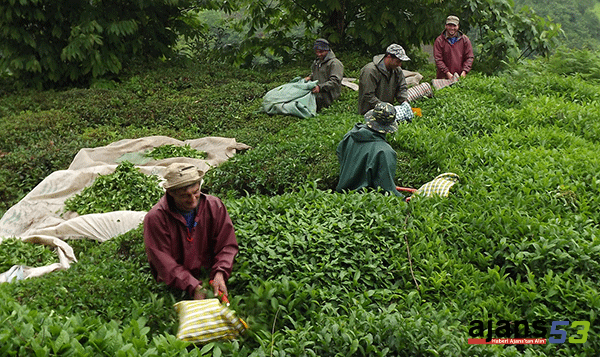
1, 49, 599, 355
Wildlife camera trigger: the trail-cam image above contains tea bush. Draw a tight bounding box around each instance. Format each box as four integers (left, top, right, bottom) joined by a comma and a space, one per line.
223, 185, 598, 355
2, 227, 180, 334
0, 60, 298, 217
0, 288, 194, 357
3, 183, 598, 355
1, 48, 600, 355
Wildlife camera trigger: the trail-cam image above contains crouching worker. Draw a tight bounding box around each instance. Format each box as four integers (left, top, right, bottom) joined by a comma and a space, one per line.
336, 102, 405, 198
144, 163, 238, 300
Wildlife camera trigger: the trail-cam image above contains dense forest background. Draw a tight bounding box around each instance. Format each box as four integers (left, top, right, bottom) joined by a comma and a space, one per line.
514, 0, 600, 49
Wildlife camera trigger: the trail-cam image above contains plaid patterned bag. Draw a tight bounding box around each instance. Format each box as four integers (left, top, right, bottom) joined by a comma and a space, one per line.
174, 298, 248, 344
406, 82, 433, 102
415, 173, 460, 197
431, 73, 459, 90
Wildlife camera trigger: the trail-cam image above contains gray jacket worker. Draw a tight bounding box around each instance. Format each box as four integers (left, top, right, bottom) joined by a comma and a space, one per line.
305, 38, 344, 111
358, 44, 410, 115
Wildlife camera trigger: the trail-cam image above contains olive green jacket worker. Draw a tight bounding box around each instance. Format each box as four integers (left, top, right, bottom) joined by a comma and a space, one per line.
358, 54, 408, 115
335, 123, 403, 197
307, 50, 344, 111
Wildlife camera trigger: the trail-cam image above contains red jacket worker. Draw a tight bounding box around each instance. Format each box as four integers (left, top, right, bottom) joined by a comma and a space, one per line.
144, 163, 238, 300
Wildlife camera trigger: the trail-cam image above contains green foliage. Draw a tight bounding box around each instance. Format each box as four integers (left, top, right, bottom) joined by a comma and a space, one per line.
0, 0, 203, 88
146, 144, 207, 160
63, 161, 164, 215
0, 289, 194, 356
4, 226, 180, 333
221, 183, 597, 355
0, 61, 288, 218
203, 106, 346, 196
2, 50, 600, 355
465, 0, 565, 74
0, 109, 91, 216
227, 0, 562, 72
0, 238, 57, 272
514, 0, 600, 50
543, 47, 600, 80
183, 9, 294, 67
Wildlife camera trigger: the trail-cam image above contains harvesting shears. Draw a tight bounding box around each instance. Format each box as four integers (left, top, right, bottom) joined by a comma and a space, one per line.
209, 279, 230, 306
397, 187, 417, 202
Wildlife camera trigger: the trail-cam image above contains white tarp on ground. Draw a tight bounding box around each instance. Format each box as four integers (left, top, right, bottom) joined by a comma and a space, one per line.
0, 136, 250, 283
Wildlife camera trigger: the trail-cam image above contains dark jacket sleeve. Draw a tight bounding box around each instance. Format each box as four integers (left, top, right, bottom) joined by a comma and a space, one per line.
320, 59, 344, 94
461, 37, 474, 74
433, 35, 449, 77
358, 65, 382, 114
143, 205, 201, 295
396, 70, 408, 104
206, 197, 239, 281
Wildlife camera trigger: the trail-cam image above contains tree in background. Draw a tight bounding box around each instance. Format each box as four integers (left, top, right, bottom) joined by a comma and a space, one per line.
228, 0, 564, 73
0, 0, 207, 89
0, 0, 568, 87
513, 0, 600, 50
467, 1, 565, 73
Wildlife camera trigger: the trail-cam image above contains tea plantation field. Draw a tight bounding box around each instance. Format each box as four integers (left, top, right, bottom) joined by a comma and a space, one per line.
0, 49, 599, 356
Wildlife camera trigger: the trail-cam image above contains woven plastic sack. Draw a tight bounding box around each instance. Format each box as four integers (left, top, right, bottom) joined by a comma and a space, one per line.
415, 173, 459, 197
174, 298, 248, 344
406, 82, 433, 102
394, 102, 414, 123
431, 73, 459, 90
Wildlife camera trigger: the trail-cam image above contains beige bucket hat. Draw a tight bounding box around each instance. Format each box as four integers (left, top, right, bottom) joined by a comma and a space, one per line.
163, 163, 205, 190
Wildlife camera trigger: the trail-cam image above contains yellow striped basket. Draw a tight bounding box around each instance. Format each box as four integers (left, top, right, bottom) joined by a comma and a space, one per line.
174, 298, 248, 344
415, 173, 460, 197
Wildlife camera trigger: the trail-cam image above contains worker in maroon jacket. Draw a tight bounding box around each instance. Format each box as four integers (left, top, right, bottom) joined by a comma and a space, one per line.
433, 15, 474, 79
144, 163, 238, 300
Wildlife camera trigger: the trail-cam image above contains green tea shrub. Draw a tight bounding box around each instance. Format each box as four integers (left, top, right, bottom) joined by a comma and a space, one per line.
0, 109, 89, 216
219, 184, 598, 355
0, 289, 195, 356
4, 225, 179, 334
545, 47, 600, 80
63, 161, 164, 215
203, 107, 352, 197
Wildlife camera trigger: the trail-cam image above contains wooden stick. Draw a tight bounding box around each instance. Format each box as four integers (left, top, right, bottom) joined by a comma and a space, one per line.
397, 186, 417, 193
403, 214, 420, 290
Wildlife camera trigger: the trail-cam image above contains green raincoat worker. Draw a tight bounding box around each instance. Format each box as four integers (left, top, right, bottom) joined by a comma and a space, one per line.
336, 102, 404, 198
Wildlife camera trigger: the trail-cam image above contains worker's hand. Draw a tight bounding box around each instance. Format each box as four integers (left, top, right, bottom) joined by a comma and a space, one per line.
193, 285, 207, 300
446, 72, 454, 80
304, 76, 311, 82
460, 71, 467, 78
211, 272, 228, 298
312, 85, 320, 93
